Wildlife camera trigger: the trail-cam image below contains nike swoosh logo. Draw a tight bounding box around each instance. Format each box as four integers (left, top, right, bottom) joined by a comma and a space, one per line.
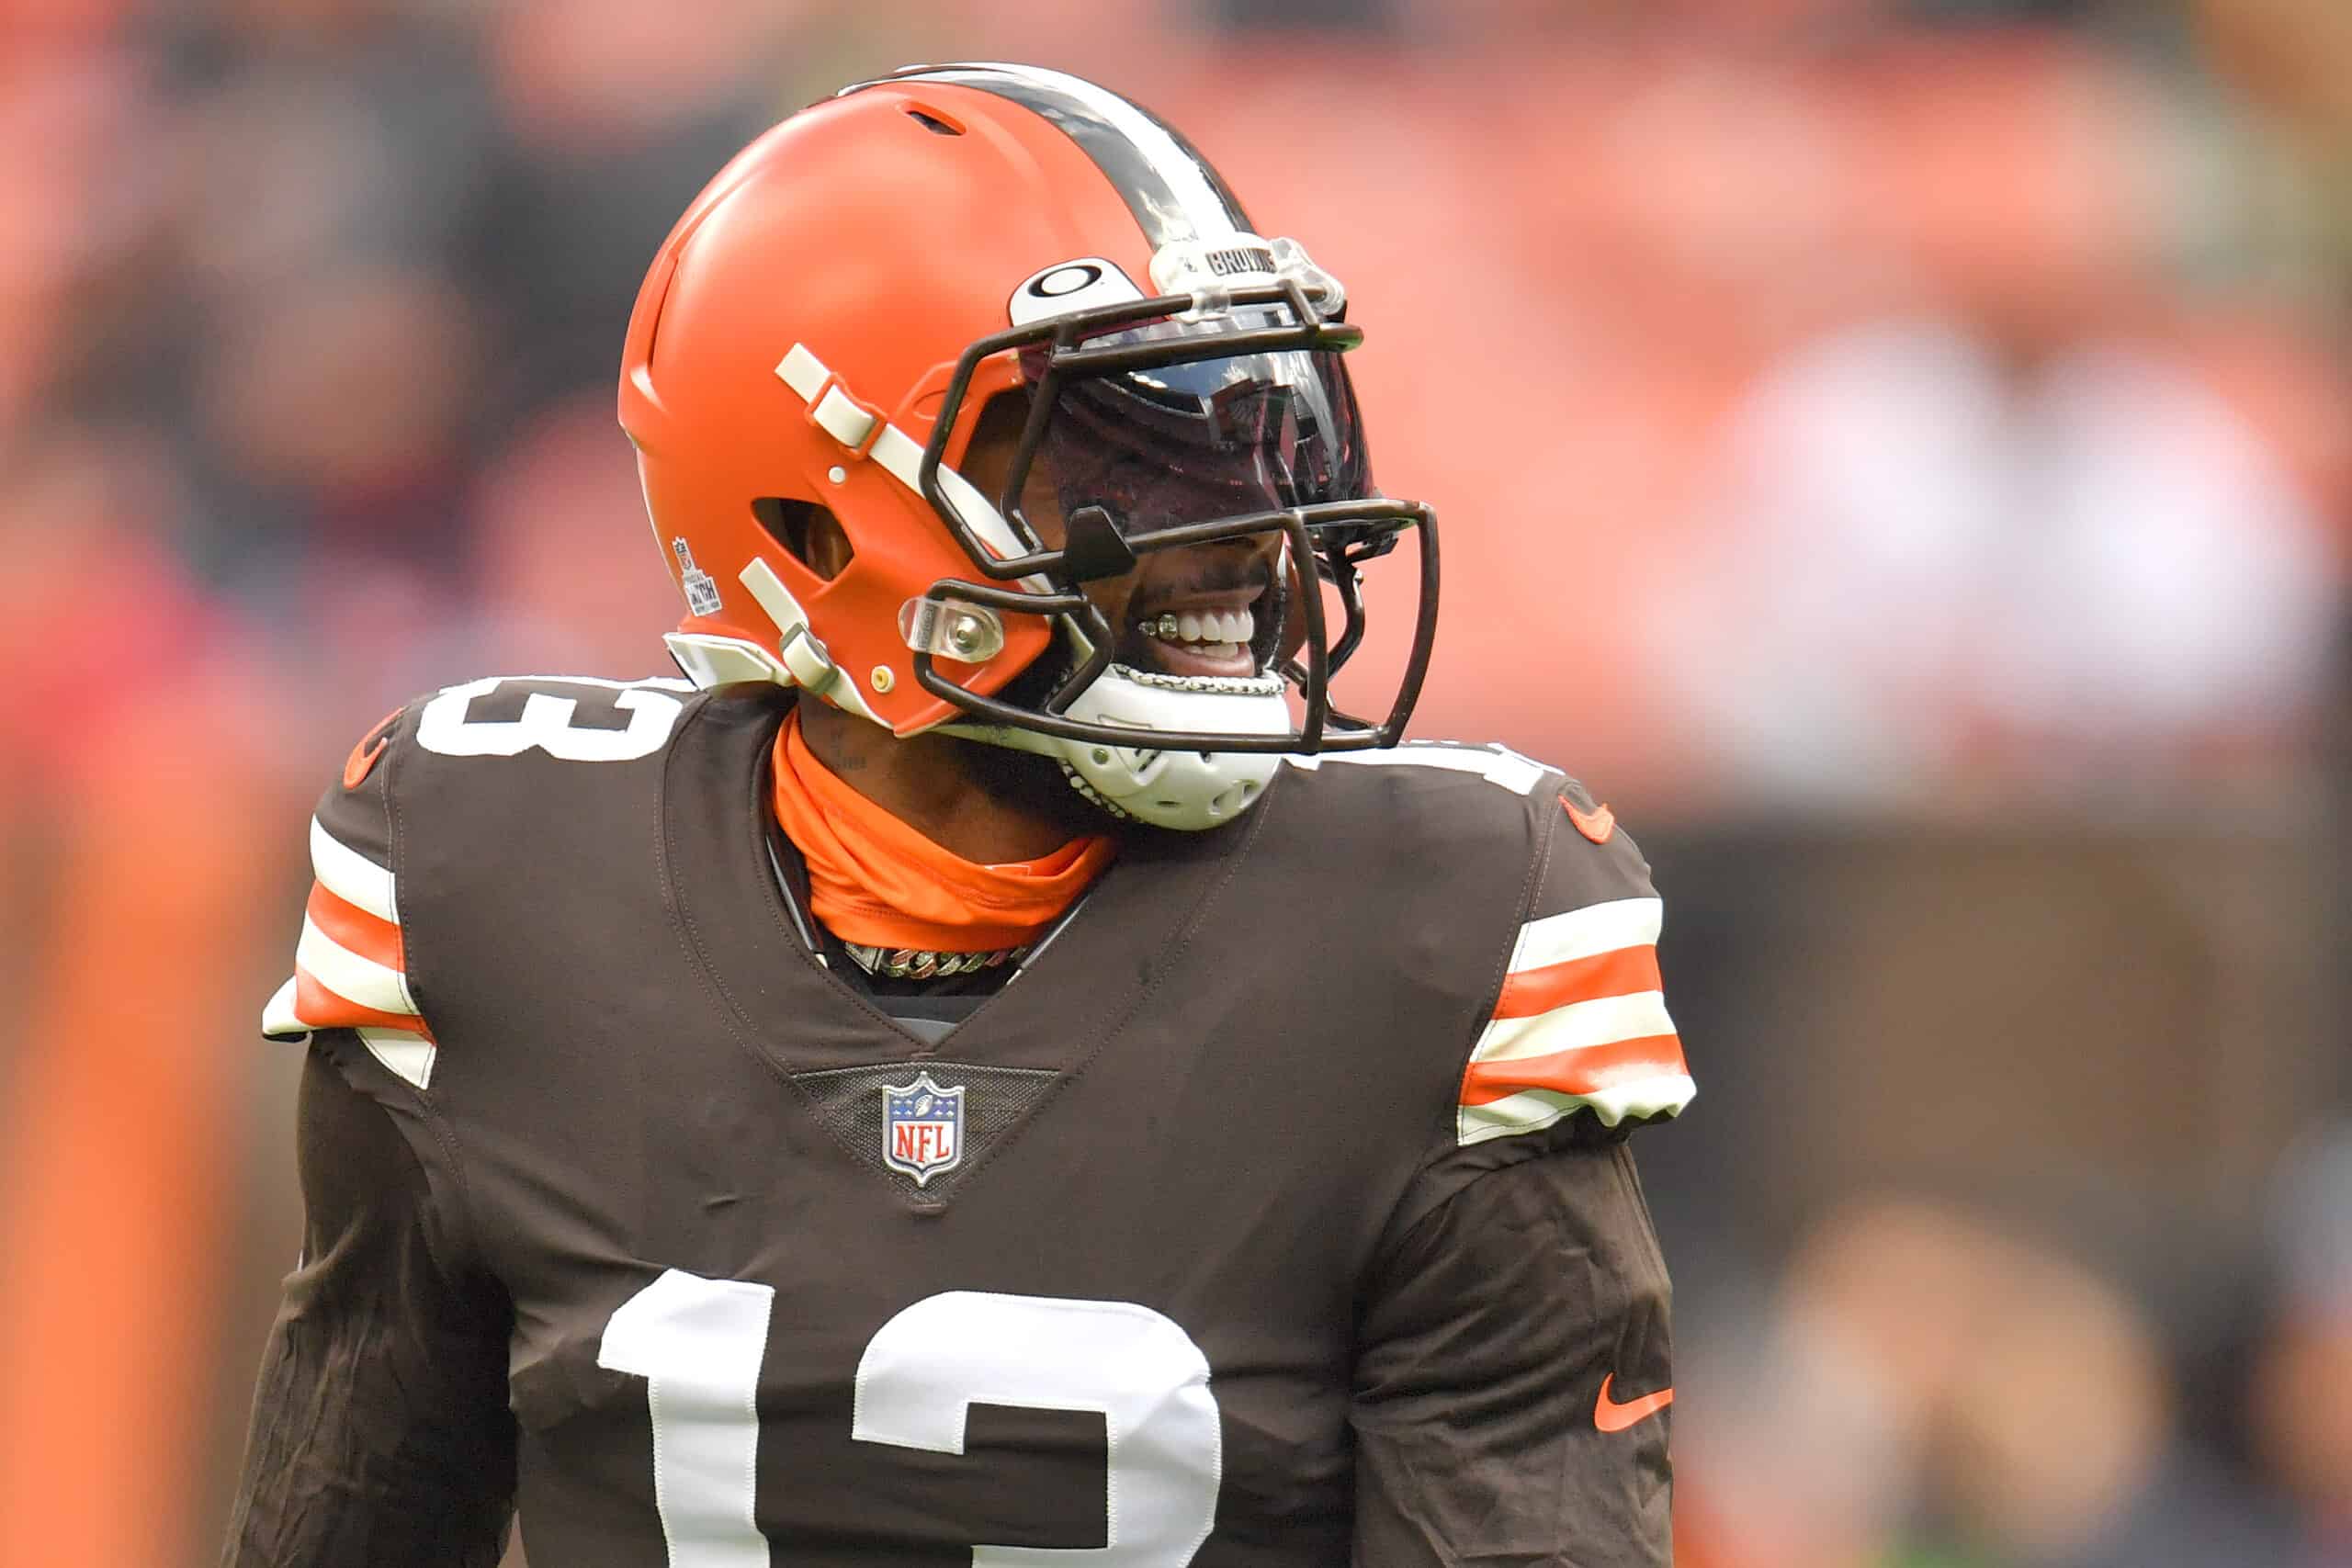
1562, 795, 1616, 845
342, 708, 403, 790
1594, 1372, 1672, 1433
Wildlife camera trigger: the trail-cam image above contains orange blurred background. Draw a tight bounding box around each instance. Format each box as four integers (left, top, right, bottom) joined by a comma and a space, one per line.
4, 1, 2348, 1564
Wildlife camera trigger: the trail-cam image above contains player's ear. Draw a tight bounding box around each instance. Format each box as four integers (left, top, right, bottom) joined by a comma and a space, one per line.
752, 498, 853, 580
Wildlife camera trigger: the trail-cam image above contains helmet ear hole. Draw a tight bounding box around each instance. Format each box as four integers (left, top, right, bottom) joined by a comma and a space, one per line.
752, 497, 853, 581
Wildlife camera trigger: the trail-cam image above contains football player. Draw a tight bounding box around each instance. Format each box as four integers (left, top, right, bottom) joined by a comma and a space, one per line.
222, 63, 1694, 1567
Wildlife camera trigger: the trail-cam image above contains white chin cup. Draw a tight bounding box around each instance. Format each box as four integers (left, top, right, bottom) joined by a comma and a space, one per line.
1046, 666, 1288, 830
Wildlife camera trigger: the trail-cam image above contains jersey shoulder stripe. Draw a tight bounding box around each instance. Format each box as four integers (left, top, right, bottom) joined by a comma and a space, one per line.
258, 674, 719, 1092
263, 818, 438, 1089
1277, 739, 1696, 1144
1456, 896, 1690, 1144
308, 814, 397, 920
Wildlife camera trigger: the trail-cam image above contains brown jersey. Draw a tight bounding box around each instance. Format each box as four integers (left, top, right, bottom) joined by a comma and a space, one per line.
223, 676, 1693, 1568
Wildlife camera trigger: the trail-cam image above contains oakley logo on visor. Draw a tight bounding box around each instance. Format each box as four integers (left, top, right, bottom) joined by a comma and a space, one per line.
1008, 257, 1145, 326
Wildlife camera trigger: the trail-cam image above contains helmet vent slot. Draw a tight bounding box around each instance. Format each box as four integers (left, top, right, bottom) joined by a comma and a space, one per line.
751, 497, 853, 581
905, 107, 964, 136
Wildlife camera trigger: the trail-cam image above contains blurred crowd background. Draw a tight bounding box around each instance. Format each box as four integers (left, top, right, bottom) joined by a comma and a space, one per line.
2, 0, 2346, 1563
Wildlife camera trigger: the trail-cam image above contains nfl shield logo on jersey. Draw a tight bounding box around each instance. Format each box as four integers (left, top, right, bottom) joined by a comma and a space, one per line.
881, 1073, 965, 1187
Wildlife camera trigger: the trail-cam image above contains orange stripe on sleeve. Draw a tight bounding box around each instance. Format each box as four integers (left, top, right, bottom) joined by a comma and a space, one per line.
303, 881, 405, 974
291, 969, 435, 1040
1493, 944, 1662, 1020
1461, 1032, 1688, 1105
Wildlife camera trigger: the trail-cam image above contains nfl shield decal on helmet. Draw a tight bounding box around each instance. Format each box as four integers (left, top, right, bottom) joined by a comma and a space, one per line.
881, 1073, 966, 1187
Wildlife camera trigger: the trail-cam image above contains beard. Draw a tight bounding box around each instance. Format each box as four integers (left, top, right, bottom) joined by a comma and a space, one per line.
947, 728, 1120, 838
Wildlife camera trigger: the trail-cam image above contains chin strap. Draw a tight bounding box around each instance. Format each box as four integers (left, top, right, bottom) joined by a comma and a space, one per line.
738, 558, 882, 719
938, 662, 1289, 831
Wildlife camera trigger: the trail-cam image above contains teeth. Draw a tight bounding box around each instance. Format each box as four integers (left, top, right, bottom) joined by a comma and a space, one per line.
1137, 608, 1259, 646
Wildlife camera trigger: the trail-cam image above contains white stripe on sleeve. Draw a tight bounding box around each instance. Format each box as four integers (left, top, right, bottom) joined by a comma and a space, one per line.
1471, 991, 1677, 1065
1457, 1075, 1698, 1145
260, 976, 310, 1039
309, 818, 398, 923
356, 1028, 437, 1091
1508, 897, 1663, 973
258, 982, 436, 1089
296, 917, 417, 1017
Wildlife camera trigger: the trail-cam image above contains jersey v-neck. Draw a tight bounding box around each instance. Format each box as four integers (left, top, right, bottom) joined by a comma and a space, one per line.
760, 817, 1094, 1044
660, 688, 1264, 1073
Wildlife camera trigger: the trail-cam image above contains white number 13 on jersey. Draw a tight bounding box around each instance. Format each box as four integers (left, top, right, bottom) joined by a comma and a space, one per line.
599, 1270, 1223, 1567
416, 675, 687, 762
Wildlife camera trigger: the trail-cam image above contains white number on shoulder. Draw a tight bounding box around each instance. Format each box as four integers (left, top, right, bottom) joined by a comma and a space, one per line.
415, 675, 691, 762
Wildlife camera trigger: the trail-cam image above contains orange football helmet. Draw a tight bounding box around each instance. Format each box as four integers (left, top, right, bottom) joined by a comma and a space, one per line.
619, 62, 1436, 829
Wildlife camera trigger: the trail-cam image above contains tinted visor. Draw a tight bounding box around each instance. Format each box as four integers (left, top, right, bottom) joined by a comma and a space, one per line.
1007, 307, 1372, 546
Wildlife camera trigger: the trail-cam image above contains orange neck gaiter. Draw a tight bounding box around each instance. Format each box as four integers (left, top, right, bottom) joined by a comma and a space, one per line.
770, 710, 1116, 953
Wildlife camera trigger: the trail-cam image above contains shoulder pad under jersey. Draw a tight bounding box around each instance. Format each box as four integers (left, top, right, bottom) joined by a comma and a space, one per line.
1463, 765, 1691, 1142
259, 674, 704, 1091
1283, 741, 1694, 1141
261, 698, 433, 1086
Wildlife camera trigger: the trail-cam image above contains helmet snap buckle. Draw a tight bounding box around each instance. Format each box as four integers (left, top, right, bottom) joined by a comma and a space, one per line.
802, 370, 887, 461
